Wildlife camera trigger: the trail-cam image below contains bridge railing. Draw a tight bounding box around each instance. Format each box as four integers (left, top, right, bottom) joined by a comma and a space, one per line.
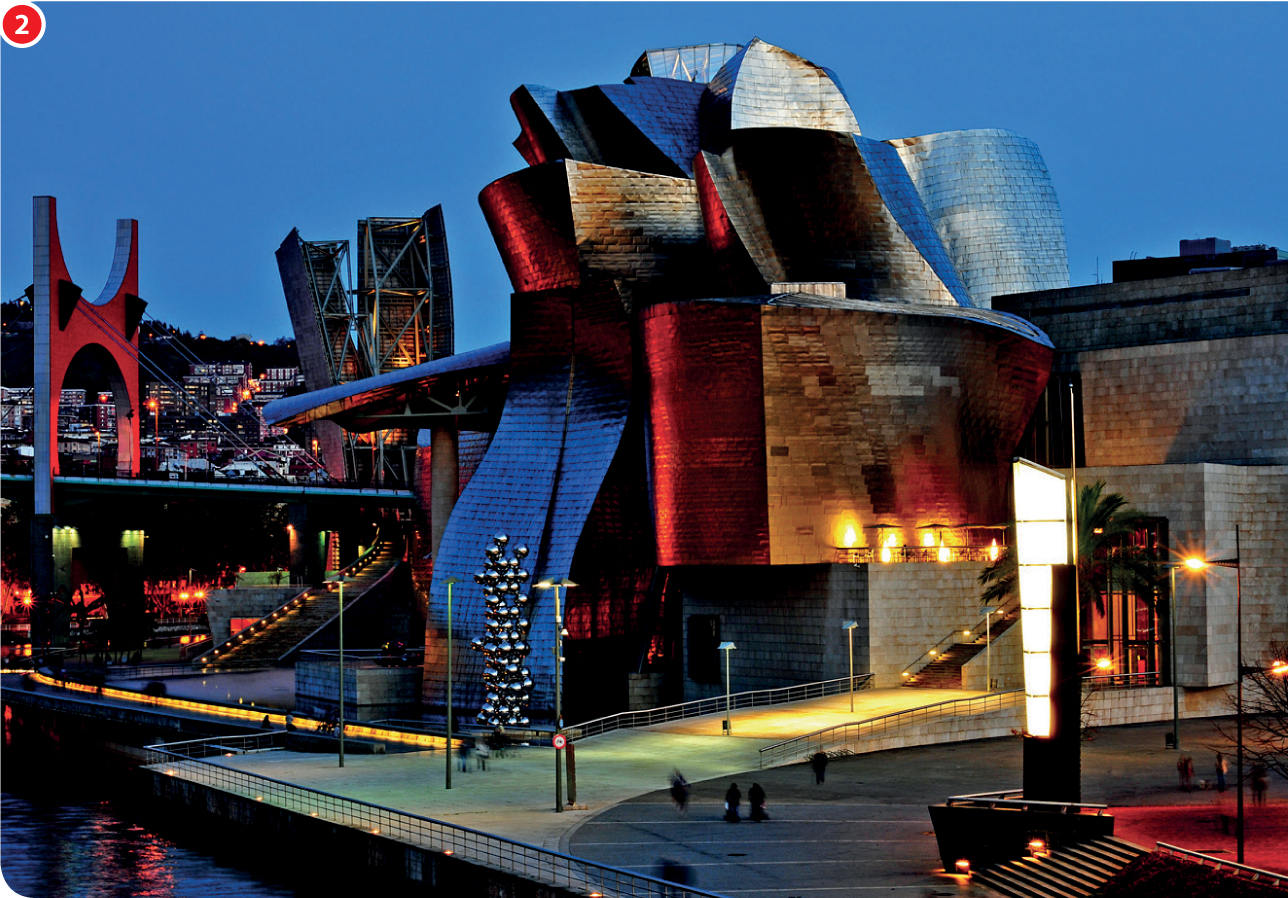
757, 688, 1023, 768
146, 733, 726, 898
570, 673, 874, 740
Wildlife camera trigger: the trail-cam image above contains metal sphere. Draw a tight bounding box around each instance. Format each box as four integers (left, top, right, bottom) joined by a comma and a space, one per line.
506, 663, 520, 674
494, 533, 509, 546
515, 570, 530, 583
514, 545, 529, 558
516, 593, 530, 605
482, 702, 495, 714
518, 716, 530, 726
522, 677, 534, 689
484, 545, 501, 559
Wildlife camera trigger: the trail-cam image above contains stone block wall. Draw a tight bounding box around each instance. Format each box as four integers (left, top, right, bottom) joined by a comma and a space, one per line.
296, 659, 422, 722
1081, 334, 1288, 467
676, 564, 868, 700
961, 622, 1023, 691
1072, 463, 1286, 688
867, 563, 990, 687
206, 588, 301, 644
1082, 684, 1233, 729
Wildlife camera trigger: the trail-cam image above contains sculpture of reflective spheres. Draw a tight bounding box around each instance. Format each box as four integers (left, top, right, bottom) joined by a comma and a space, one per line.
434, 38, 1061, 716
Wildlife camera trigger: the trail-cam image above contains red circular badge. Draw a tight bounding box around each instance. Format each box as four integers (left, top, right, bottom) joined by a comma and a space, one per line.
2, 2, 45, 48
552, 734, 567, 749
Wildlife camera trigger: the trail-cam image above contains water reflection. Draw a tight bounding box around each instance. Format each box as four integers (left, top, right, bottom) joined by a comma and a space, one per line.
2, 792, 297, 898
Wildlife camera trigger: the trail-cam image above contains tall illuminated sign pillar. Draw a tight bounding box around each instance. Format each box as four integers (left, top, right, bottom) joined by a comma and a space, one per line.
1014, 459, 1082, 802
1013, 459, 1068, 739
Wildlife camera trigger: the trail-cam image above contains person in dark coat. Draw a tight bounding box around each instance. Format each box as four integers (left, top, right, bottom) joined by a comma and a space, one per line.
670, 770, 690, 814
748, 783, 767, 821
811, 750, 829, 784
724, 783, 741, 822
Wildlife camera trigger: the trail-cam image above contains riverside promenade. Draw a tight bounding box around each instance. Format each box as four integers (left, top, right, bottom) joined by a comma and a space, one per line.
6, 670, 1285, 896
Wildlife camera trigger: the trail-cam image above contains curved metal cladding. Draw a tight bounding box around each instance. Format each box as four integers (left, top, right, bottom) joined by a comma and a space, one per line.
482, 160, 707, 294
511, 84, 589, 167
480, 163, 579, 293
640, 301, 771, 566
758, 297, 1054, 563
698, 128, 967, 304
693, 151, 771, 295
889, 129, 1070, 307
642, 295, 1052, 566
699, 38, 861, 153
424, 282, 634, 716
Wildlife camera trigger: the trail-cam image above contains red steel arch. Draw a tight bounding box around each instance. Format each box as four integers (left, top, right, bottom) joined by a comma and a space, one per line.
33, 196, 144, 483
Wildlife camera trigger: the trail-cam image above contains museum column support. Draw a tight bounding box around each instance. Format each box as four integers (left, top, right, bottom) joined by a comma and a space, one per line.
429, 424, 459, 563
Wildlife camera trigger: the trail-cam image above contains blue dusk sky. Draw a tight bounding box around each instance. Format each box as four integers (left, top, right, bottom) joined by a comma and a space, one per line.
2, 2, 1285, 350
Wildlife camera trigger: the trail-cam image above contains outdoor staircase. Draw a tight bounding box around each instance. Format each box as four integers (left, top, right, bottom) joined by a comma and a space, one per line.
974, 836, 1146, 898
196, 539, 402, 669
904, 610, 1018, 688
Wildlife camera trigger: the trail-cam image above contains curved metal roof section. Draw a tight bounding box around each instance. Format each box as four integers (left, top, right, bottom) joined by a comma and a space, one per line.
262, 341, 510, 431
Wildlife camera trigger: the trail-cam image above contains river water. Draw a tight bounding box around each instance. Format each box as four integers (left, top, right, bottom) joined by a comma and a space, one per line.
1, 701, 310, 898
1, 791, 301, 898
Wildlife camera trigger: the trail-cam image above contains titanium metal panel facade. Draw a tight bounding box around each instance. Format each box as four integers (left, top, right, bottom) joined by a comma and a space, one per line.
890, 130, 1070, 307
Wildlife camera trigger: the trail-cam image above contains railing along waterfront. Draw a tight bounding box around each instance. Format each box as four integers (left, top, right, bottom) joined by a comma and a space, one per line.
572, 674, 874, 740
758, 688, 1023, 768
1082, 671, 1162, 689
945, 789, 1108, 815
1156, 842, 1287, 890
147, 734, 727, 898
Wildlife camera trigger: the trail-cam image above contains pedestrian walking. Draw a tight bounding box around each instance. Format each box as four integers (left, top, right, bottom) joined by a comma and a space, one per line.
670, 770, 690, 814
724, 783, 741, 822
1215, 752, 1228, 792
749, 782, 768, 821
476, 735, 490, 772
285, 713, 297, 731
1251, 762, 1268, 807
1177, 754, 1194, 791
811, 750, 829, 784
459, 738, 472, 772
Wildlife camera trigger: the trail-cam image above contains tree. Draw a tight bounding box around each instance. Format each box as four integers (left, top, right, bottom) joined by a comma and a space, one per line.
1214, 642, 1288, 784
978, 480, 1158, 615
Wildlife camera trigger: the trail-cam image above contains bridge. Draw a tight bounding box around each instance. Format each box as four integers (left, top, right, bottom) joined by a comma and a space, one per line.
0, 472, 414, 505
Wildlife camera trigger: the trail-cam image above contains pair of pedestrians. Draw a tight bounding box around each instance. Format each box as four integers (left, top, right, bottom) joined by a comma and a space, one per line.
723, 782, 768, 822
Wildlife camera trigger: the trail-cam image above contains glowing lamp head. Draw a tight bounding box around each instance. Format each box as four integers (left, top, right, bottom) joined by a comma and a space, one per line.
922, 532, 936, 548
842, 525, 858, 548
989, 539, 1000, 562
1184, 557, 1207, 571
937, 542, 951, 563
1270, 660, 1288, 677
880, 546, 892, 563
1095, 657, 1112, 671
955, 859, 971, 875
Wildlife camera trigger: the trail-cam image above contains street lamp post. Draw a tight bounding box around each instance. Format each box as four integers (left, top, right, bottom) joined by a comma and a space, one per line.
442, 576, 460, 790
983, 606, 996, 692
719, 641, 737, 735
326, 573, 350, 768
536, 577, 576, 812
842, 621, 858, 713
1181, 526, 1244, 862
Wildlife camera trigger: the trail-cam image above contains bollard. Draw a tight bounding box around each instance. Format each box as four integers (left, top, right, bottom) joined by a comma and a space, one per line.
566, 741, 577, 807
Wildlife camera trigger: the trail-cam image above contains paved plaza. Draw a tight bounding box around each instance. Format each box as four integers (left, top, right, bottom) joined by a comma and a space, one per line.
15, 671, 1287, 895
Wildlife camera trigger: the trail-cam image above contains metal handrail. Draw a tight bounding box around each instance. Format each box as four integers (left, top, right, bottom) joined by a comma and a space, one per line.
901, 594, 1020, 681
571, 674, 875, 739
147, 734, 727, 898
1082, 671, 1162, 689
945, 792, 1109, 814
758, 688, 1023, 768
196, 531, 395, 665
1157, 842, 1287, 889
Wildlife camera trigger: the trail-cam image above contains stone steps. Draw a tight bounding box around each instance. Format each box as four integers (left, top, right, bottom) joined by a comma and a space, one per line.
974, 836, 1146, 898
904, 613, 1017, 688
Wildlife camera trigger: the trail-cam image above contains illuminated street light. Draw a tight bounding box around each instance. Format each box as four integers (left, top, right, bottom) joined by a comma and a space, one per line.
535, 576, 576, 812
842, 621, 858, 713
719, 641, 737, 735
442, 575, 461, 791
325, 572, 351, 768
1174, 530, 1245, 863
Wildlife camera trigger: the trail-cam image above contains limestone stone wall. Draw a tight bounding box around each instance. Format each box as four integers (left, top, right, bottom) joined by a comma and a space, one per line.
961, 622, 1023, 691
1069, 463, 1287, 688
296, 659, 422, 722
867, 562, 990, 688
677, 564, 868, 700
1081, 334, 1288, 467
1082, 684, 1233, 729
205, 588, 301, 644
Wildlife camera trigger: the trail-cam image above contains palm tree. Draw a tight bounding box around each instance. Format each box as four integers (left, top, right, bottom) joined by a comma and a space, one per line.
978, 480, 1158, 615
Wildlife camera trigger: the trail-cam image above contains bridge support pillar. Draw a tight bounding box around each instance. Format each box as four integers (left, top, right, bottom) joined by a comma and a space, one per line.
429, 423, 459, 564
30, 514, 59, 650
288, 503, 324, 588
